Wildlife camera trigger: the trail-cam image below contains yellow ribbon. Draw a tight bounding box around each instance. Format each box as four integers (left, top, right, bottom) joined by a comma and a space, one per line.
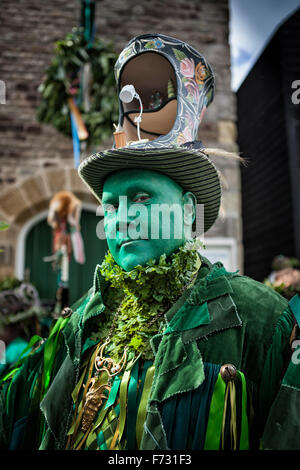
221, 381, 238, 450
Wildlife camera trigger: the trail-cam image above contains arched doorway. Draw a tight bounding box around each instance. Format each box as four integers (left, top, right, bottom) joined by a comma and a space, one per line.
16, 204, 107, 306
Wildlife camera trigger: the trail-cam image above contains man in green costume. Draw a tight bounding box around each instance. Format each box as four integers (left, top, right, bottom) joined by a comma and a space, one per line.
1, 145, 300, 451
1, 33, 300, 451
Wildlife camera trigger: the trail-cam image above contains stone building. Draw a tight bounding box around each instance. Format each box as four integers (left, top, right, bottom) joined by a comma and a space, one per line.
0, 0, 241, 303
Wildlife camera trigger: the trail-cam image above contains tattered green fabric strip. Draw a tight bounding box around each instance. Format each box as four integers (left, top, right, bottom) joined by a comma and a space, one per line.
71, 366, 87, 405
0, 368, 19, 387
136, 365, 155, 449
0, 335, 42, 386
4, 335, 43, 414
204, 373, 226, 450
105, 376, 121, 410
86, 428, 97, 449
28, 368, 39, 400
42, 317, 69, 396
16, 335, 42, 362
137, 360, 152, 406
238, 371, 249, 449
67, 402, 82, 437
126, 360, 139, 449
118, 369, 131, 443
97, 431, 107, 449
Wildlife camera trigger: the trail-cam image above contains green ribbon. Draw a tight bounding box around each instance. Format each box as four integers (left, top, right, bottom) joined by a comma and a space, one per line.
237, 371, 249, 449
136, 365, 155, 449
4, 335, 43, 416
28, 367, 39, 399
204, 371, 249, 450
137, 360, 152, 405
118, 369, 131, 443
71, 363, 88, 406
97, 431, 108, 450
104, 375, 121, 410
0, 334, 43, 386
204, 372, 227, 450
86, 426, 97, 448
96, 404, 120, 450
126, 360, 139, 449
73, 430, 84, 449
81, 0, 95, 48
41, 317, 70, 397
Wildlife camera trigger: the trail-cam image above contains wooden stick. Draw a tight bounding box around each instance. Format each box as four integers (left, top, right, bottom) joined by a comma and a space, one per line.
68, 97, 89, 141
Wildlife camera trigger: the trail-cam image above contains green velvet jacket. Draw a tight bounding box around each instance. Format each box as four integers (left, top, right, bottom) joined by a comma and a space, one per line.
1, 256, 300, 450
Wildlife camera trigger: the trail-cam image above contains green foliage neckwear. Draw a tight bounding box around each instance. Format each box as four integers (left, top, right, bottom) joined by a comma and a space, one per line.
97, 242, 201, 362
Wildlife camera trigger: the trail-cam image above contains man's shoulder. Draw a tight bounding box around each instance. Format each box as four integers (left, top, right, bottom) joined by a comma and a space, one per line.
229, 273, 289, 323
70, 287, 94, 314
200, 256, 289, 320
230, 273, 288, 306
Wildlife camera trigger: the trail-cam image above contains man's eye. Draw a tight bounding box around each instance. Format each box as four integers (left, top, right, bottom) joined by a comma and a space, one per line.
103, 204, 117, 214
132, 193, 151, 203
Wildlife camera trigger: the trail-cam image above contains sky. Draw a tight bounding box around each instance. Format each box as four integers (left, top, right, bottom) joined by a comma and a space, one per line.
229, 0, 300, 91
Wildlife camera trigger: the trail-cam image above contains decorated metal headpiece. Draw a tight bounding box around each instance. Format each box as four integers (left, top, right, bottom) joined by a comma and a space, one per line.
114, 33, 215, 148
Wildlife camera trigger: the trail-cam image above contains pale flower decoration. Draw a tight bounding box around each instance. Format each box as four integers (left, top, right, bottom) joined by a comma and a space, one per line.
180, 58, 195, 78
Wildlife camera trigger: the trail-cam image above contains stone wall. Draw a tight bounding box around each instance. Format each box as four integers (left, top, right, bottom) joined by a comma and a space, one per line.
0, 0, 241, 278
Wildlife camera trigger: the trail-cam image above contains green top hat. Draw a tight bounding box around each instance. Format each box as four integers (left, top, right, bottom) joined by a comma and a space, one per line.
79, 146, 221, 233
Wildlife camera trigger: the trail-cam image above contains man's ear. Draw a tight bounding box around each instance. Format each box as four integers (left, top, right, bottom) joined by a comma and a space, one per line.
183, 191, 197, 226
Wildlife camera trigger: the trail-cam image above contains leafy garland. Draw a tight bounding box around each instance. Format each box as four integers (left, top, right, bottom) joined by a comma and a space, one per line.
264, 278, 300, 301
36, 27, 119, 147
264, 255, 300, 300
92, 242, 202, 362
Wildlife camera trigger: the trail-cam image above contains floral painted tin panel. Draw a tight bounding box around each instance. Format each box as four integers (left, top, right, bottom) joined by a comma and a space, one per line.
114, 34, 215, 148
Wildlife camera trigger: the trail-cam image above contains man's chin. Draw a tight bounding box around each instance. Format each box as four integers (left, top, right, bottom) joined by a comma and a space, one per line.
118, 253, 150, 272
111, 239, 186, 272
114, 241, 153, 272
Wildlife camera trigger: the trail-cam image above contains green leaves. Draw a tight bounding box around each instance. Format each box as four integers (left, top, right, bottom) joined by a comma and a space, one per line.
172, 48, 187, 61
129, 335, 143, 349
98, 242, 201, 362
36, 27, 118, 147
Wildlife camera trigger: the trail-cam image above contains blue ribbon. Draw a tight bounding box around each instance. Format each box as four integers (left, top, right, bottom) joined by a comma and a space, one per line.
70, 111, 80, 169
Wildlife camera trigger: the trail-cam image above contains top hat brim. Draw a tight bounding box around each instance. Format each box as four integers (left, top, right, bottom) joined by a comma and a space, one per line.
78, 146, 221, 233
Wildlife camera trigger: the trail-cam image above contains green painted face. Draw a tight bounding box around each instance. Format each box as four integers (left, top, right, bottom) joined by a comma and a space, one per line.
102, 169, 196, 271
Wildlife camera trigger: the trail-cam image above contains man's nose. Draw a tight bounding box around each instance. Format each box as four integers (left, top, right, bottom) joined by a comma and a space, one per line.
116, 197, 131, 234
